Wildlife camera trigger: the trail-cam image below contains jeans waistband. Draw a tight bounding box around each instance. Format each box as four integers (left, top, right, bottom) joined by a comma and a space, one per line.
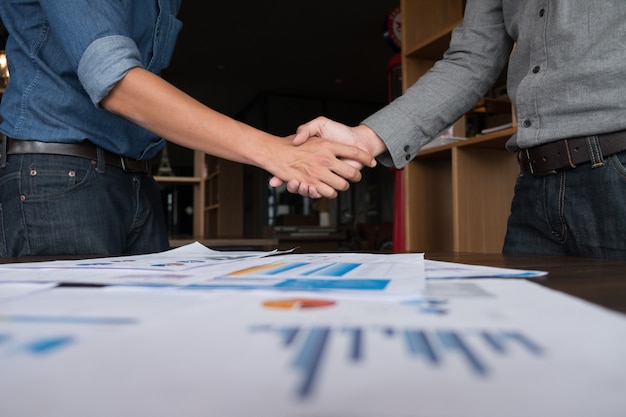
1, 136, 150, 173
518, 130, 626, 176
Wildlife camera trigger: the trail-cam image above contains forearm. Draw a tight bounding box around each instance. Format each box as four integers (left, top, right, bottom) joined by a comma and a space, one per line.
101, 67, 374, 198
101, 67, 274, 168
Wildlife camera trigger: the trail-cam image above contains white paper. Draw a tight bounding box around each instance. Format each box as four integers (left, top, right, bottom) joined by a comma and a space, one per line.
1, 279, 624, 417
0, 244, 545, 295
0, 247, 428, 296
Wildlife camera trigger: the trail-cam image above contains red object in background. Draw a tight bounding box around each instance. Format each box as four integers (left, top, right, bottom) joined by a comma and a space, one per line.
386, 52, 406, 251
392, 167, 405, 251
386, 53, 402, 103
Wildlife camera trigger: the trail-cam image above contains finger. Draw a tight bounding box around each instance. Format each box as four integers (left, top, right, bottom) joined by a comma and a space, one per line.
313, 182, 338, 199
335, 144, 376, 168
268, 176, 284, 187
298, 182, 309, 196
317, 154, 363, 185
286, 179, 301, 194
287, 178, 334, 199
308, 186, 322, 199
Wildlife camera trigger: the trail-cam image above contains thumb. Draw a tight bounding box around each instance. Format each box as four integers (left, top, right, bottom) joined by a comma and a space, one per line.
268, 176, 284, 187
293, 125, 312, 145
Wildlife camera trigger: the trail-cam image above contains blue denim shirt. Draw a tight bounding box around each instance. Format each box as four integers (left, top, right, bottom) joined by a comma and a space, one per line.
0, 0, 182, 159
366, 0, 626, 168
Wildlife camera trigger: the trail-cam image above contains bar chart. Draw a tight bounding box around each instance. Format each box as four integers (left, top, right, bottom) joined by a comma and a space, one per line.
252, 325, 545, 398
198, 261, 393, 291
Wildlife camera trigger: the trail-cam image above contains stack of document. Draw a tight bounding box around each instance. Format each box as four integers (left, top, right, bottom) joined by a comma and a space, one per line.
1, 243, 624, 417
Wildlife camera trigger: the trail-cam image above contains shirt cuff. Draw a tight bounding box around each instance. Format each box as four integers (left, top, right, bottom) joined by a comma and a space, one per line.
78, 35, 144, 106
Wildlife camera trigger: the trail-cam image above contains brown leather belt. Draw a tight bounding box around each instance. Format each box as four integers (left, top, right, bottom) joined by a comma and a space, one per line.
4, 138, 150, 173
518, 130, 626, 176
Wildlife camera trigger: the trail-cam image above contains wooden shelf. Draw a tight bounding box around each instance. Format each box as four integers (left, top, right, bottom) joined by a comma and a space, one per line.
404, 20, 461, 60
203, 155, 243, 239
156, 152, 244, 242
400, 0, 518, 254
155, 150, 207, 240
154, 175, 203, 184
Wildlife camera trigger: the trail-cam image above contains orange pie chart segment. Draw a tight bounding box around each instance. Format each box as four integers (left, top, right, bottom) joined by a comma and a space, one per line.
263, 298, 336, 310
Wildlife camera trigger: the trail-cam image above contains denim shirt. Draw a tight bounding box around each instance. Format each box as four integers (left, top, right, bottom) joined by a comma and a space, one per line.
0, 0, 182, 160
366, 0, 626, 168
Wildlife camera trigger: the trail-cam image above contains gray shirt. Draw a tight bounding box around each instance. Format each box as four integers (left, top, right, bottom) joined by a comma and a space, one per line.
365, 0, 626, 168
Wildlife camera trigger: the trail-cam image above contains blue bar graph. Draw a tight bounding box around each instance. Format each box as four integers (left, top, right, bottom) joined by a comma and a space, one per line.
0, 315, 136, 325
301, 263, 361, 277
292, 327, 331, 398
343, 327, 363, 361
404, 330, 440, 365
24, 336, 75, 355
437, 330, 488, 376
262, 262, 309, 275
274, 279, 389, 291
253, 325, 544, 399
279, 327, 300, 347
481, 331, 545, 356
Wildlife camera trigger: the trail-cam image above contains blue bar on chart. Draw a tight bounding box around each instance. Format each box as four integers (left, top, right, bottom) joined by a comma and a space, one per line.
274, 279, 389, 291
404, 329, 440, 365
481, 331, 545, 356
261, 262, 309, 275
437, 330, 489, 376
301, 263, 361, 277
24, 335, 75, 355
280, 327, 300, 347
343, 327, 364, 362
292, 327, 331, 398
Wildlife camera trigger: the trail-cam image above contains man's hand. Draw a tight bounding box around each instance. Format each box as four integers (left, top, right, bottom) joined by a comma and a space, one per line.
269, 117, 387, 197
266, 135, 376, 199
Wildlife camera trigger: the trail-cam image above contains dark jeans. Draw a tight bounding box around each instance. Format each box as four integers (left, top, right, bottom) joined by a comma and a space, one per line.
0, 152, 169, 257
503, 151, 626, 260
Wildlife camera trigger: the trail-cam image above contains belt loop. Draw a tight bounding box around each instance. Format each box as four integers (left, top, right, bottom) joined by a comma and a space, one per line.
96, 147, 106, 173
524, 148, 535, 174
586, 135, 605, 168
0, 135, 7, 168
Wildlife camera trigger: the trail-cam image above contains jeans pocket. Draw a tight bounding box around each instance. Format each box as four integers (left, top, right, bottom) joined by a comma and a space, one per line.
608, 151, 626, 178
22, 157, 96, 202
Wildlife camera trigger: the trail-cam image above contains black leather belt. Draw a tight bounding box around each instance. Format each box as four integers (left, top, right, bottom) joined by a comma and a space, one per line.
518, 130, 626, 176
3, 138, 150, 173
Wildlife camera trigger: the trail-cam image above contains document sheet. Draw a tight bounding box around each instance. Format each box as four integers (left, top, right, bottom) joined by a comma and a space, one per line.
1, 243, 623, 417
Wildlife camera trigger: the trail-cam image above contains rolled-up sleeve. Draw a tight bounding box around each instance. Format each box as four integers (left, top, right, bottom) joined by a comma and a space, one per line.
78, 35, 144, 107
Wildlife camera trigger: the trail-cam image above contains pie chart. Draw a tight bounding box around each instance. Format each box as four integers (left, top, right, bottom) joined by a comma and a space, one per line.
262, 298, 336, 310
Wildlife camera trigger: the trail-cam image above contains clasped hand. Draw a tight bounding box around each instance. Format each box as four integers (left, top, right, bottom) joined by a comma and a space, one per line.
269, 117, 385, 198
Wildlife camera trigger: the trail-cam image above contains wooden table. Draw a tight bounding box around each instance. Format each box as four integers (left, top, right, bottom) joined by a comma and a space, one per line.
426, 252, 626, 314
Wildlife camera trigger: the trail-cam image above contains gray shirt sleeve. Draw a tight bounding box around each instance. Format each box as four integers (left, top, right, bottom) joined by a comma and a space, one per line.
363, 0, 513, 168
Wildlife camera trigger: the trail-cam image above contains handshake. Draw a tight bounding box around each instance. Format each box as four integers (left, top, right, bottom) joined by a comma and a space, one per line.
267, 116, 388, 199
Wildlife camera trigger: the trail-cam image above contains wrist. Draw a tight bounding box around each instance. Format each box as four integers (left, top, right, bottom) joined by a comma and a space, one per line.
354, 124, 387, 157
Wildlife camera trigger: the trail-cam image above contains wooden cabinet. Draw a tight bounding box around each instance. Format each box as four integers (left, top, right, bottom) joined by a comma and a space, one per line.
400, 0, 519, 253
204, 155, 243, 238
155, 151, 244, 241
155, 150, 206, 238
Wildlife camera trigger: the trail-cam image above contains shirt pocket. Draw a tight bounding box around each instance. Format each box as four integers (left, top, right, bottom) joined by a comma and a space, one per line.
148, 6, 183, 72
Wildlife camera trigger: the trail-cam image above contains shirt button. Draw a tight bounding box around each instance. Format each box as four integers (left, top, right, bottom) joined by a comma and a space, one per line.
539, 8, 545, 17
405, 154, 411, 161
523, 120, 532, 128
403, 145, 410, 152
532, 65, 540, 73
